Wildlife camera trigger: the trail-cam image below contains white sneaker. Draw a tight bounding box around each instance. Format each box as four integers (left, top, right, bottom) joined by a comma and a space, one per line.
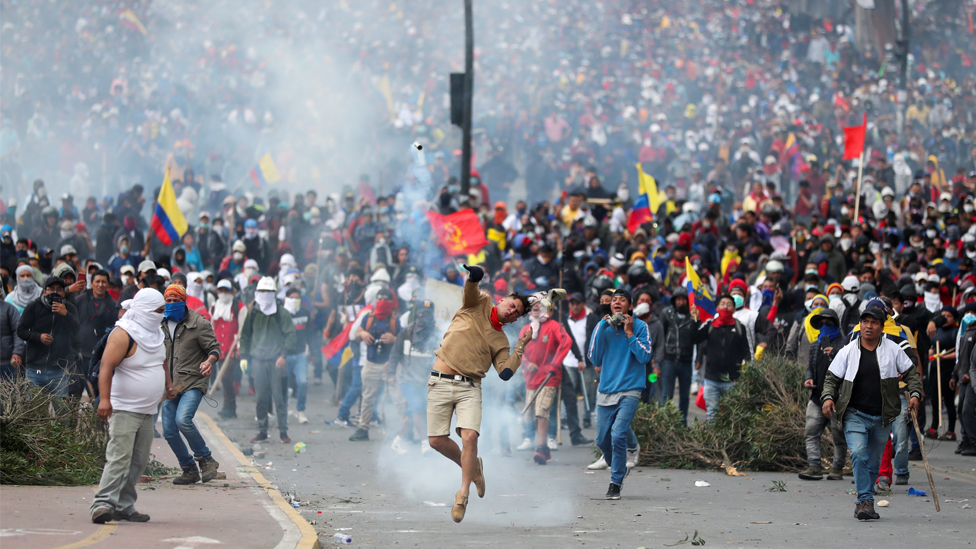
421, 440, 432, 455
297, 412, 308, 424
626, 444, 640, 468
547, 437, 559, 451
516, 438, 534, 451
587, 456, 609, 470
391, 436, 408, 455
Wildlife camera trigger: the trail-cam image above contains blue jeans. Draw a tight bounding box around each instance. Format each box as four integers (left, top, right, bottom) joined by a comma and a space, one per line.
161, 389, 211, 468
660, 359, 692, 423
596, 396, 640, 485
890, 396, 910, 478
26, 368, 69, 396
843, 408, 891, 504
703, 379, 735, 422
338, 362, 362, 420
284, 354, 308, 412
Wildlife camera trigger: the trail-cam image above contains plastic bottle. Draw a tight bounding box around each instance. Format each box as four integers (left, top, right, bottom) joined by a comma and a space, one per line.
333, 533, 352, 544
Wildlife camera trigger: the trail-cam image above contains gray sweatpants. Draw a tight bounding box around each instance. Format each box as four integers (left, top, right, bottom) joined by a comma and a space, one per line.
805, 400, 848, 468
91, 411, 154, 516
254, 359, 288, 435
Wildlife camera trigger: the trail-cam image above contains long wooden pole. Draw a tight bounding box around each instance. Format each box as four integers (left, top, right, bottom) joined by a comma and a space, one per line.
207, 333, 241, 399
906, 392, 940, 512
935, 342, 943, 430
852, 150, 865, 223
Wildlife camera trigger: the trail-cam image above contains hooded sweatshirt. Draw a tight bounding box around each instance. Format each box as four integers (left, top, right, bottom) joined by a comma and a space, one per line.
588, 316, 651, 395
519, 318, 573, 389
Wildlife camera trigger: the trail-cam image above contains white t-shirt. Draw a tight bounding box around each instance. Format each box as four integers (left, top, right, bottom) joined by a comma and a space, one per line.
110, 339, 166, 415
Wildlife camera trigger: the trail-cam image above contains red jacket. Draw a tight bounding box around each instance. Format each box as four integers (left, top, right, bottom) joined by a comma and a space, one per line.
519, 319, 572, 389
211, 301, 244, 358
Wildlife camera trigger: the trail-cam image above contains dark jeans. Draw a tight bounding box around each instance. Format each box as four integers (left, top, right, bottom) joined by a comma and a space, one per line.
308, 327, 324, 380
928, 361, 956, 432
26, 367, 70, 396
220, 357, 241, 413
161, 389, 211, 468
253, 359, 288, 435
659, 358, 693, 423
559, 366, 583, 440
0, 362, 19, 381
961, 381, 976, 445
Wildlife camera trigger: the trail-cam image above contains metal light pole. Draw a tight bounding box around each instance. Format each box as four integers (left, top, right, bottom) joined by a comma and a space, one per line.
895, 0, 910, 141
459, 0, 474, 200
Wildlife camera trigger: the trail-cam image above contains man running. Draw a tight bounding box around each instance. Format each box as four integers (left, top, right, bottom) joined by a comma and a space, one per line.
427, 264, 533, 523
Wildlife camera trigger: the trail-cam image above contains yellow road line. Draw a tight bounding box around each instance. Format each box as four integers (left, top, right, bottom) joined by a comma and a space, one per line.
54, 524, 117, 549
199, 412, 321, 549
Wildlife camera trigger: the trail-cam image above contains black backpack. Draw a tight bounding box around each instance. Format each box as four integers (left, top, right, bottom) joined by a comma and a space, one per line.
87, 328, 134, 399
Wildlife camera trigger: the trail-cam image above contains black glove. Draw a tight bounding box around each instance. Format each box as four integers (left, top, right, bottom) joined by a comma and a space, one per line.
463, 264, 484, 282
499, 368, 514, 381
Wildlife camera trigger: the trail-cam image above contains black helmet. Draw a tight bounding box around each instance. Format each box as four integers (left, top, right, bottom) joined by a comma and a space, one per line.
671, 287, 688, 300
587, 273, 615, 302
626, 263, 652, 288
899, 284, 918, 301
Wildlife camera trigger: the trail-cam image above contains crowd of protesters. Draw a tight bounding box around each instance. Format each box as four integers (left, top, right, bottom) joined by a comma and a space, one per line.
1, 0, 976, 524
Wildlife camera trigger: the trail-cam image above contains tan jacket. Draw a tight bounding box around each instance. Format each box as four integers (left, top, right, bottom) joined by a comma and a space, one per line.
163, 308, 221, 395
434, 279, 526, 379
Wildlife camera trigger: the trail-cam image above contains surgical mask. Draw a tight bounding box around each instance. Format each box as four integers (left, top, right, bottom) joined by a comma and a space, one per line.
233, 252, 244, 262
732, 294, 744, 309
284, 297, 301, 314
303, 212, 312, 221
968, 251, 976, 260
805, 284, 818, 292
245, 228, 257, 239
60, 230, 74, 240
939, 203, 951, 213
945, 248, 958, 259
926, 229, 937, 239
217, 293, 233, 304
199, 222, 210, 230
839, 238, 852, 251
965, 204, 974, 213
841, 206, 850, 217
617, 186, 630, 201
163, 302, 187, 322
120, 246, 129, 254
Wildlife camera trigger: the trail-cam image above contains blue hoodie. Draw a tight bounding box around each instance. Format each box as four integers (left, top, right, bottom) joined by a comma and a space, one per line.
588, 316, 652, 395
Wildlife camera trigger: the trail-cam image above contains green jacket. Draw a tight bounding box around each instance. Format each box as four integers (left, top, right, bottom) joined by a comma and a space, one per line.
239, 303, 297, 361
821, 337, 923, 427
163, 308, 221, 396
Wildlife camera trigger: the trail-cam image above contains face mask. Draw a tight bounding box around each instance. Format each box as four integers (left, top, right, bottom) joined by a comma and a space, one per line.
218, 293, 233, 304
199, 222, 210, 230
617, 187, 630, 201
911, 240, 923, 249
946, 248, 958, 259
163, 302, 187, 322
245, 228, 257, 239
284, 297, 301, 314
939, 204, 951, 213
37, 187, 46, 198
841, 206, 850, 217
926, 229, 937, 239
120, 246, 129, 254
633, 302, 650, 318
203, 281, 213, 292
804, 298, 816, 312
805, 284, 818, 292
233, 252, 244, 262
303, 212, 312, 221
965, 204, 974, 213
60, 230, 74, 240
843, 293, 859, 306
967, 251, 976, 260
597, 303, 612, 316
828, 295, 842, 305
839, 238, 853, 251
732, 294, 744, 309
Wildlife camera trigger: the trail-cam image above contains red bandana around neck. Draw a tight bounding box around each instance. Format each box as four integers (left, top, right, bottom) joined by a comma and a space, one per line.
489, 306, 503, 331
570, 308, 587, 321
711, 308, 736, 327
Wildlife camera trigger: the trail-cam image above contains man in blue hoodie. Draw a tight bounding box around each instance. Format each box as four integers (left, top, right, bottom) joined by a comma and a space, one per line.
587, 288, 652, 500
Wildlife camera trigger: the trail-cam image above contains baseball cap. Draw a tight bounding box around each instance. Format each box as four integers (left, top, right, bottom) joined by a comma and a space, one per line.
60, 244, 77, 257
217, 279, 233, 290
568, 292, 585, 303
860, 304, 887, 322
138, 260, 157, 273
120, 265, 136, 276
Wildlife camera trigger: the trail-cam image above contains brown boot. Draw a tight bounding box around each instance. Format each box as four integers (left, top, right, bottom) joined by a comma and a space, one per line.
173, 464, 201, 485
197, 454, 220, 483
855, 501, 880, 520
451, 490, 468, 523
472, 457, 486, 498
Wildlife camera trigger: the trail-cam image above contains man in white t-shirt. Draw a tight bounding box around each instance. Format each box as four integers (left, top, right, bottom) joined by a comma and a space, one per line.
91, 288, 173, 524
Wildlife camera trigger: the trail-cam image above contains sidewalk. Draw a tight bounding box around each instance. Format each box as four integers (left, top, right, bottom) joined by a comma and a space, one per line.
0, 413, 320, 549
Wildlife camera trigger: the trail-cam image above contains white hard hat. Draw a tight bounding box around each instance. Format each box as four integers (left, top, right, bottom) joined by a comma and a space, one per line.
256, 276, 277, 292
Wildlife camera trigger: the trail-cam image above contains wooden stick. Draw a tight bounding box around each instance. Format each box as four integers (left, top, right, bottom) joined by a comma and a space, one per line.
852, 151, 865, 223
906, 392, 940, 512
207, 333, 241, 399
521, 371, 555, 415
556, 384, 562, 445
936, 342, 943, 431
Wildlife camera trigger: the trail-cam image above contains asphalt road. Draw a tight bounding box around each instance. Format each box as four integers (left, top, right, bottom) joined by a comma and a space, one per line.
211, 375, 976, 548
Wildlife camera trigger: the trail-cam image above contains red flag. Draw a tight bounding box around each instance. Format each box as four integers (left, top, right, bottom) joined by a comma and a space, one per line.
842, 113, 867, 160
426, 209, 489, 256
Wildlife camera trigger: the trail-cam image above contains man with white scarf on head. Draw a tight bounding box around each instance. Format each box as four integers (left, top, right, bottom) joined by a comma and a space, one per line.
91, 288, 172, 524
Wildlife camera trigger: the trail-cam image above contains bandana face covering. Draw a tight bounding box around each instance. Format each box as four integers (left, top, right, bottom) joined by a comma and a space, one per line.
489, 307, 503, 331
374, 299, 394, 319
163, 302, 187, 323
712, 308, 735, 327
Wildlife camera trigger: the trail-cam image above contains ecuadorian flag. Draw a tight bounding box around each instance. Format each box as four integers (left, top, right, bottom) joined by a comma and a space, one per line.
249, 153, 280, 188
685, 257, 716, 321
151, 170, 188, 246
321, 306, 372, 369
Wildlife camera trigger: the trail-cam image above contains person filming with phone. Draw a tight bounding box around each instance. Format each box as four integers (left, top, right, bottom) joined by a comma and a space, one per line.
16, 276, 80, 395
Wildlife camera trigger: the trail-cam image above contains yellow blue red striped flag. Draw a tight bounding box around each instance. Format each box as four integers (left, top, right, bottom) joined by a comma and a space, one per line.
151, 170, 188, 246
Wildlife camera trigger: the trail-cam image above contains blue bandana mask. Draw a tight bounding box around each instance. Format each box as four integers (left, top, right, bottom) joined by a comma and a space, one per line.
761, 288, 775, 308
818, 323, 841, 344
163, 302, 187, 323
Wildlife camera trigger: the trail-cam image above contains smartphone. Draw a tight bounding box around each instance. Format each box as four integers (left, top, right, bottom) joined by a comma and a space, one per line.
79, 272, 86, 283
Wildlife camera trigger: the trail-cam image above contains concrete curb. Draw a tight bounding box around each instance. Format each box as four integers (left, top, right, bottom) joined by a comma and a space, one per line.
199, 412, 321, 549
